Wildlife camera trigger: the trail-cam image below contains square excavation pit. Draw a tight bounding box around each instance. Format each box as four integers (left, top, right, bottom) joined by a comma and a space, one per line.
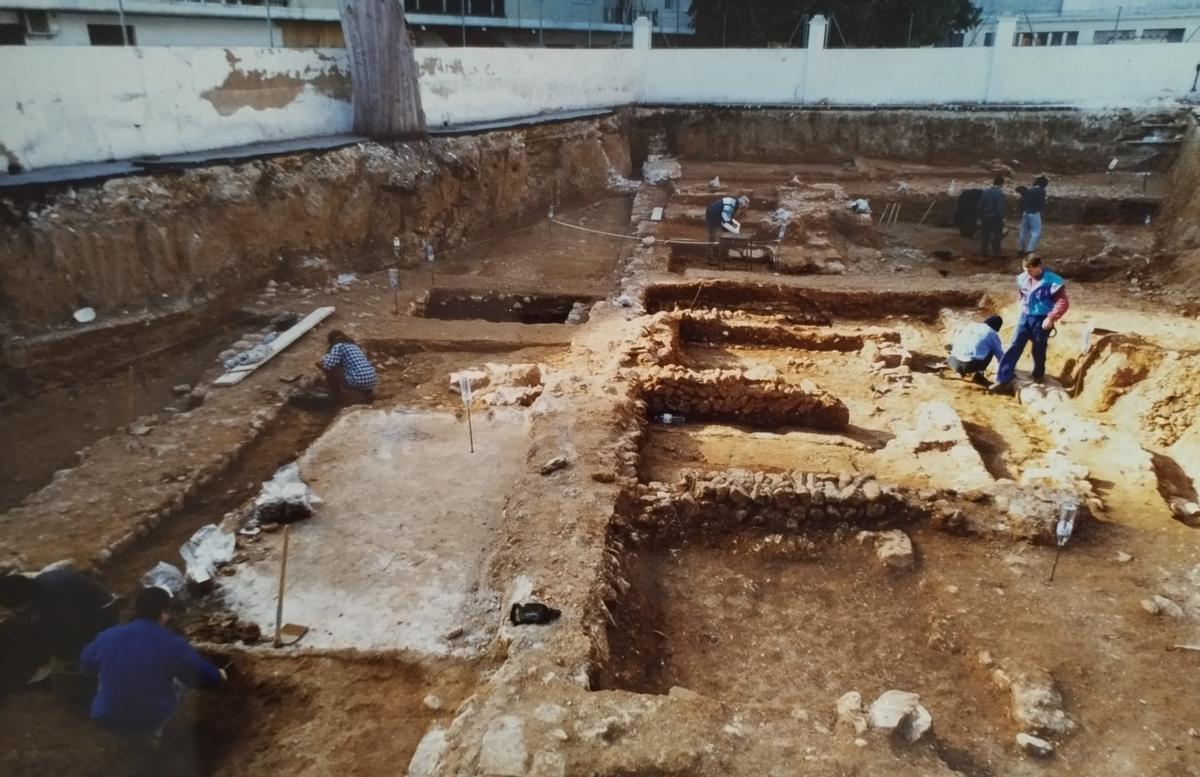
218, 407, 530, 655
598, 530, 1013, 766
415, 289, 596, 324
665, 337, 1053, 487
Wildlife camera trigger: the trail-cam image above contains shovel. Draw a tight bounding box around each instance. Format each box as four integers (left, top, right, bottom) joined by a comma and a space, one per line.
273, 525, 310, 648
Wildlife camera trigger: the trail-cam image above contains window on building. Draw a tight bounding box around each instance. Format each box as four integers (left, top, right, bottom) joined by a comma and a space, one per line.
664, 0, 674, 9
1142, 28, 1185, 43
87, 24, 134, 45
1017, 31, 1075, 47
1094, 29, 1135, 44
983, 32, 994, 47
0, 23, 25, 44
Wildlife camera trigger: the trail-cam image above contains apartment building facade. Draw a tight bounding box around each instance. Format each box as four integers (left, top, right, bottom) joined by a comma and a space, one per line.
961, 0, 1199, 46
0, 0, 692, 47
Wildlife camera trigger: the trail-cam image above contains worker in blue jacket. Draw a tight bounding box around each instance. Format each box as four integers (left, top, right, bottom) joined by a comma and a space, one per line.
80, 587, 225, 737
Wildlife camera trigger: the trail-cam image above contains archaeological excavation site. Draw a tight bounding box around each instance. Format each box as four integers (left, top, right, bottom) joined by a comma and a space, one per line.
4, 35, 1200, 776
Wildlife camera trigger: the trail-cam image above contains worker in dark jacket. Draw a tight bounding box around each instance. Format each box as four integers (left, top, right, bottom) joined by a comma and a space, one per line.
1017, 175, 1049, 256
977, 176, 1006, 258
80, 587, 225, 737
955, 188, 983, 238
705, 195, 750, 260
0, 567, 120, 666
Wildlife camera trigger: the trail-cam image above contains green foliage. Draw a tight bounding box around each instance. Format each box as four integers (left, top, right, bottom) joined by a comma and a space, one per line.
688, 0, 982, 48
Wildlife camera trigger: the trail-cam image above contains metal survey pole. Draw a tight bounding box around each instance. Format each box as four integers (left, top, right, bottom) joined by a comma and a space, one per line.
266, 0, 275, 48
116, 0, 129, 45
1110, 7, 1122, 44
907, 12, 913, 47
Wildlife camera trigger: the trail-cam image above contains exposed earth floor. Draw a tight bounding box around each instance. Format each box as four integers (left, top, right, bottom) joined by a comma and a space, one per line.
2, 146, 1199, 777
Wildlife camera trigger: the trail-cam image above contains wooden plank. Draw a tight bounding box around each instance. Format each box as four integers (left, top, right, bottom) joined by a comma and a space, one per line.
213, 306, 336, 387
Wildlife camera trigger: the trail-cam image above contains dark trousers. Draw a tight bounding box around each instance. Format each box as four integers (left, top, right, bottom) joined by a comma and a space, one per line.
948, 354, 992, 376
996, 314, 1049, 384
979, 216, 1003, 257
706, 224, 718, 261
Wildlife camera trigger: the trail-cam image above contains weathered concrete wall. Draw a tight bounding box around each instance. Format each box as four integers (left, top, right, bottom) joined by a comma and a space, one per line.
3, 40, 1200, 172
0, 46, 353, 172
417, 49, 639, 128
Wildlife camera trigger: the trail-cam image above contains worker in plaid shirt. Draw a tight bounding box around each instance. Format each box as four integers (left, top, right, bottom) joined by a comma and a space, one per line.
316, 330, 377, 402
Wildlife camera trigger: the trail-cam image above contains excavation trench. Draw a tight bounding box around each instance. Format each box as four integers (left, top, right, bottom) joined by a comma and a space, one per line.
0, 313, 275, 512
644, 281, 983, 320
415, 289, 597, 324
595, 517, 1014, 772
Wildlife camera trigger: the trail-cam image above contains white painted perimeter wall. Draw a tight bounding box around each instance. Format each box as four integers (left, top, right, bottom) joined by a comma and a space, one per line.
1, 46, 353, 171
3, 40, 1200, 171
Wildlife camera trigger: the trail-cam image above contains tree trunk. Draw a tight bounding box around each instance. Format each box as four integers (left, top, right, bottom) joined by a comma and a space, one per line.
338, 0, 427, 139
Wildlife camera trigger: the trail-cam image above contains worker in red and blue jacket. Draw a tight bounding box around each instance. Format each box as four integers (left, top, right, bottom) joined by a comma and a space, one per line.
990, 254, 1070, 392
80, 587, 225, 737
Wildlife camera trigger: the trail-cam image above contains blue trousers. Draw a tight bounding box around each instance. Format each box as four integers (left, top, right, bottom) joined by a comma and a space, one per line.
996, 314, 1049, 384
1018, 212, 1042, 253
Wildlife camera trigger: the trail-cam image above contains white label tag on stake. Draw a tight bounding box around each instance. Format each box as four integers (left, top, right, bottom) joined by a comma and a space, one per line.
388, 268, 399, 289
458, 375, 472, 406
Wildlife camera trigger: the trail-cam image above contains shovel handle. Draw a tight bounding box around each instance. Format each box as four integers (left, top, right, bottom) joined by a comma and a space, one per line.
273, 525, 290, 648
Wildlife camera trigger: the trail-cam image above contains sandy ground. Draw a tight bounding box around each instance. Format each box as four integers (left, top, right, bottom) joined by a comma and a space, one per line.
2, 152, 1199, 777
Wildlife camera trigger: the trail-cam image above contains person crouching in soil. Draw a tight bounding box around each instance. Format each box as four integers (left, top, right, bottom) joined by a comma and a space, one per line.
316, 330, 377, 403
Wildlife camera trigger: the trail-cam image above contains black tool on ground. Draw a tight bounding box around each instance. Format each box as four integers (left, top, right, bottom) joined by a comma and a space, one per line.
510, 602, 561, 625
271, 311, 302, 331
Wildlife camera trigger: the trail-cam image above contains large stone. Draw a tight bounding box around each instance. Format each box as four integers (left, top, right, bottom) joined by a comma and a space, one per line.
449, 369, 490, 393
479, 715, 528, 776
1010, 673, 1075, 735
1016, 732, 1056, 757
530, 751, 566, 777
836, 691, 868, 734
867, 690, 932, 742
407, 729, 447, 777
1141, 594, 1184, 618
874, 530, 914, 570
743, 363, 780, 382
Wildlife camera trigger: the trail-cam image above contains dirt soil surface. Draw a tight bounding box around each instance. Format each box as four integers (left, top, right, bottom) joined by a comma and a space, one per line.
2, 134, 1200, 777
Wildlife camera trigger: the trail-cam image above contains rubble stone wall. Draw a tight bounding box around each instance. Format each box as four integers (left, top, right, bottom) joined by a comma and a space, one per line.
678, 309, 899, 351
628, 469, 924, 542
638, 365, 850, 430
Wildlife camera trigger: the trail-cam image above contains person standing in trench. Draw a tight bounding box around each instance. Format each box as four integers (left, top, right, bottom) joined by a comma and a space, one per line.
989, 254, 1070, 393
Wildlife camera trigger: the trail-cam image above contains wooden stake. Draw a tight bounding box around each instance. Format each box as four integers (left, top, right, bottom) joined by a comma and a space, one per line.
273, 525, 291, 648
919, 197, 938, 225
